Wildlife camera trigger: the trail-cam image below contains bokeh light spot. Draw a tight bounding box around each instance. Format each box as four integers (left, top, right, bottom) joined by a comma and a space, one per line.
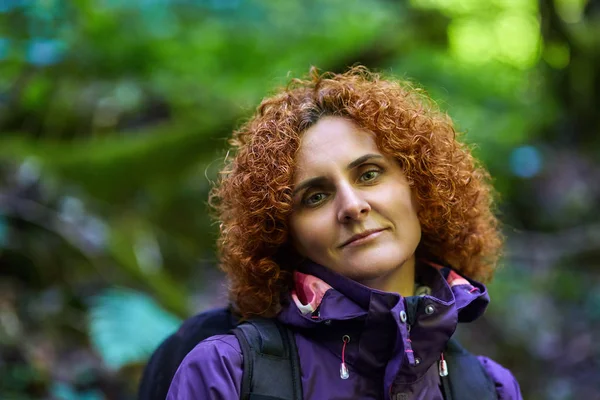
543, 41, 570, 69
510, 145, 543, 178
448, 18, 495, 64
26, 38, 67, 66
59, 196, 86, 224
495, 13, 541, 69
114, 82, 143, 110
17, 157, 41, 186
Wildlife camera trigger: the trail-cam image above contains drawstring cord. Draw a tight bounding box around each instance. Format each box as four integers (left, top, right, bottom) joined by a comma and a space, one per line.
439, 352, 448, 377
439, 352, 451, 400
340, 335, 350, 379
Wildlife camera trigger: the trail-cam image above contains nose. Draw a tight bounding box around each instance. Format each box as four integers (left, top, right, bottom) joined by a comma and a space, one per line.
336, 185, 371, 223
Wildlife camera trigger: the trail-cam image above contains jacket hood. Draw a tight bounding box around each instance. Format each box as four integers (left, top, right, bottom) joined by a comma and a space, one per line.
277, 260, 490, 390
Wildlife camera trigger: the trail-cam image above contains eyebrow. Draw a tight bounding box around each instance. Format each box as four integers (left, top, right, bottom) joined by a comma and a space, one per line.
292, 153, 384, 196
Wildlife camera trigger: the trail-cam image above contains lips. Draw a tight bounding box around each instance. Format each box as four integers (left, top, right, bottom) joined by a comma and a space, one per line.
340, 228, 386, 248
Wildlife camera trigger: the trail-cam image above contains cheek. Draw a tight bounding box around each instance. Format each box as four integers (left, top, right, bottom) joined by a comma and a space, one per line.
289, 216, 311, 254
289, 213, 330, 254
386, 188, 421, 233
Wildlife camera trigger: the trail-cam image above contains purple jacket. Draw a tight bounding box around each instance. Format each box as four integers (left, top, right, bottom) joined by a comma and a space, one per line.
167, 262, 522, 399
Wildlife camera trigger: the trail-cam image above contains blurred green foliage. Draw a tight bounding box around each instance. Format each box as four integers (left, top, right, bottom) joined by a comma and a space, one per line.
1, 0, 599, 399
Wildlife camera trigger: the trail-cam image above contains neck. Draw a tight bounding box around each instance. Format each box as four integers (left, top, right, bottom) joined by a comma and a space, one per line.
360, 256, 416, 297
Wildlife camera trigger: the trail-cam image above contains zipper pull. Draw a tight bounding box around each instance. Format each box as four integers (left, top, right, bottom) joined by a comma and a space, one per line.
439, 352, 448, 377
340, 335, 350, 379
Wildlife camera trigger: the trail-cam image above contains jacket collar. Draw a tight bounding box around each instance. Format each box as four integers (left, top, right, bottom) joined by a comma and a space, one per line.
277, 260, 490, 384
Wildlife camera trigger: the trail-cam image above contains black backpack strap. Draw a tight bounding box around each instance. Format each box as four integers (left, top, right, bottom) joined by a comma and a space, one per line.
441, 338, 498, 400
232, 318, 303, 400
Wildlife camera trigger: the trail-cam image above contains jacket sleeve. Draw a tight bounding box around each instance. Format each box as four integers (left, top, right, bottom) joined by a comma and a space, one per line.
477, 356, 523, 400
167, 334, 243, 400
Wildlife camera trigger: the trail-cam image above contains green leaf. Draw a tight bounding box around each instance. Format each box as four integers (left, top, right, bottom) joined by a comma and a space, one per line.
89, 288, 182, 370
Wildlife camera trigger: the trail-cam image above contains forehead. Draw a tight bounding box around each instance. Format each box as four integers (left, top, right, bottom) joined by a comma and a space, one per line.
294, 117, 380, 177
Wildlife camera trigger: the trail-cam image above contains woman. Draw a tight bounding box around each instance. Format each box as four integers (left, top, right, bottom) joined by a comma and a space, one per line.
167, 66, 522, 399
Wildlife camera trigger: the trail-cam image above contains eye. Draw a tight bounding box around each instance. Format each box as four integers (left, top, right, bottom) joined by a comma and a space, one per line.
303, 192, 327, 206
359, 169, 381, 183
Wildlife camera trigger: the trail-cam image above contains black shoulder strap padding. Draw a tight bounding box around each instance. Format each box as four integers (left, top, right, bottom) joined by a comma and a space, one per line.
138, 306, 239, 400
233, 318, 303, 400
444, 338, 498, 400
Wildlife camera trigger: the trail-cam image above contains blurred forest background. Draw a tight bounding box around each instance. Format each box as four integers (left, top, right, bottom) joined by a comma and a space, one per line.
0, 0, 599, 399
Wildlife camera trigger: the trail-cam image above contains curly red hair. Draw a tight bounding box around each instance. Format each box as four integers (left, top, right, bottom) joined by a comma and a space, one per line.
209, 66, 502, 318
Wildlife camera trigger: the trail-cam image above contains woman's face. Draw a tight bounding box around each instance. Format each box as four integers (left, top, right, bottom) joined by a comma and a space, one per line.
289, 116, 421, 284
